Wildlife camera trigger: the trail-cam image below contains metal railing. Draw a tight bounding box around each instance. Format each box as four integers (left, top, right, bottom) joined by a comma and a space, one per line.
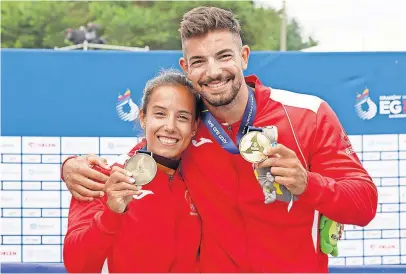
54, 40, 149, 51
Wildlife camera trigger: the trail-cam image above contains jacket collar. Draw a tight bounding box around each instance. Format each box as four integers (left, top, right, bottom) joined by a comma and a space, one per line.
128, 139, 147, 156
245, 74, 271, 117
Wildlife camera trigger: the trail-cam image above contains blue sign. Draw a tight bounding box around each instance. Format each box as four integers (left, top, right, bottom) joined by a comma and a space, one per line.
2, 49, 405, 136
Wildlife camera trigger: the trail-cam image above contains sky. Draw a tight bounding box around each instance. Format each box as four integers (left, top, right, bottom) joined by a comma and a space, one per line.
256, 0, 406, 51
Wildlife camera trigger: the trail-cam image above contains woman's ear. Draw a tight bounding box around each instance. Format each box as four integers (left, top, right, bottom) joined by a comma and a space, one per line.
192, 118, 199, 137
139, 109, 146, 130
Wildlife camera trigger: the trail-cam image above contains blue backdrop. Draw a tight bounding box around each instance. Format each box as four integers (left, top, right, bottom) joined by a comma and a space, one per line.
2, 49, 406, 136
1, 50, 406, 269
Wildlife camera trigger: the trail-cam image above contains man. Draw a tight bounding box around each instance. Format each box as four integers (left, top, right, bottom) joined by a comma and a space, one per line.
61, 6, 378, 272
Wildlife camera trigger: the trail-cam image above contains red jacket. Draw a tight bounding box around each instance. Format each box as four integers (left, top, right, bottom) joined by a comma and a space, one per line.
63, 144, 201, 273
181, 75, 378, 273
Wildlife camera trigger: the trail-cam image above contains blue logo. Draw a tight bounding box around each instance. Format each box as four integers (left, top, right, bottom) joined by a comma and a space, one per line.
355, 88, 377, 120
116, 89, 139, 122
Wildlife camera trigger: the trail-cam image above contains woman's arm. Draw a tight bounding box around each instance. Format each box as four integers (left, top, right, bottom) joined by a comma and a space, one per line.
63, 195, 128, 272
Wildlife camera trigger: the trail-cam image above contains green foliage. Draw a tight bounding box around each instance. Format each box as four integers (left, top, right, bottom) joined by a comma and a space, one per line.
1, 1, 317, 50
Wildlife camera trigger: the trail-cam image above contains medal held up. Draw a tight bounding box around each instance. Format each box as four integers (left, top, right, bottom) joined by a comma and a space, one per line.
239, 126, 279, 204
124, 152, 157, 187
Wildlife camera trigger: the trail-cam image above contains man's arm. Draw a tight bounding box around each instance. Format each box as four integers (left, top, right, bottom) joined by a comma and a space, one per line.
61, 155, 110, 201
63, 197, 127, 272
300, 101, 378, 226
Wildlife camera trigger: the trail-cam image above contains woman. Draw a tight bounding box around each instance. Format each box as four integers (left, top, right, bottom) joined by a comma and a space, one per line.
63, 69, 201, 273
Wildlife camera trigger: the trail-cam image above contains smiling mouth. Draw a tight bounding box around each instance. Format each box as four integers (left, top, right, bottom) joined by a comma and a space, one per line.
158, 136, 179, 145
204, 79, 231, 89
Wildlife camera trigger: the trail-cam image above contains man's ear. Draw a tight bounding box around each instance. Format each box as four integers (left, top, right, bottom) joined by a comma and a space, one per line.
241, 45, 250, 70
179, 57, 189, 74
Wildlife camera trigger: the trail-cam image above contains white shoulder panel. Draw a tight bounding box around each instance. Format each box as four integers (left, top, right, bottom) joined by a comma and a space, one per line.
270, 88, 323, 114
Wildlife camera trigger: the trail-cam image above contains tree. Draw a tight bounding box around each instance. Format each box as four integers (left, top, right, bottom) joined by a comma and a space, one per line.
286, 19, 317, 50
1, 1, 317, 51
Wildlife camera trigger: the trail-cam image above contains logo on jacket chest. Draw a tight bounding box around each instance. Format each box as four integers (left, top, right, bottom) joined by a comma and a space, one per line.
133, 189, 154, 200
191, 137, 213, 147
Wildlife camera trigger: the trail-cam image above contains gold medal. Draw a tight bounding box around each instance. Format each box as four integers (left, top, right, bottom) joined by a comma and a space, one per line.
124, 153, 157, 186
239, 131, 271, 163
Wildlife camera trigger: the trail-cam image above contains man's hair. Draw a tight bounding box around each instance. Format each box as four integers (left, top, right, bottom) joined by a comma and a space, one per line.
179, 6, 242, 47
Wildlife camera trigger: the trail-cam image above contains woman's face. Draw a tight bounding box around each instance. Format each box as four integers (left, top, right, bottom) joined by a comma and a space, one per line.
140, 84, 198, 160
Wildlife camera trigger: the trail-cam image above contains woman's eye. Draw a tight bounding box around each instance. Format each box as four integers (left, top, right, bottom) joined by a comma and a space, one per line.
179, 115, 189, 121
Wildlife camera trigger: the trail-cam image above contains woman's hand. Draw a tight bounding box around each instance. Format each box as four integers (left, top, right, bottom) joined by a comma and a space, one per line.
105, 166, 142, 214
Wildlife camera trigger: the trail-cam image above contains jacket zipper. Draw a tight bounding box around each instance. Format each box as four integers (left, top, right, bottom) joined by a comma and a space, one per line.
226, 123, 251, 271
168, 172, 180, 272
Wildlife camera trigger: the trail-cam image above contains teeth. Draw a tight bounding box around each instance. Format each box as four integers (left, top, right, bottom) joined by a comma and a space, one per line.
159, 137, 177, 144
207, 80, 227, 89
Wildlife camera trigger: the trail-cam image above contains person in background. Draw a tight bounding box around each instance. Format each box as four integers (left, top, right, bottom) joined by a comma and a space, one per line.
61, 6, 378, 273
63, 69, 201, 273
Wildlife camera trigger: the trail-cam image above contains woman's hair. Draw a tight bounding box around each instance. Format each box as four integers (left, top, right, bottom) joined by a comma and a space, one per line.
140, 69, 200, 120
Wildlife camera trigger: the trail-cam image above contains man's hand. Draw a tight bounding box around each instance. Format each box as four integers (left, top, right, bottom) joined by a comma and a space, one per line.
106, 166, 141, 214
63, 154, 110, 201
255, 144, 308, 195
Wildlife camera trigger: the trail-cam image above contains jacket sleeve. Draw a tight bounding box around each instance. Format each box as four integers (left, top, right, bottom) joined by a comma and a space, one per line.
299, 101, 378, 226
63, 196, 127, 273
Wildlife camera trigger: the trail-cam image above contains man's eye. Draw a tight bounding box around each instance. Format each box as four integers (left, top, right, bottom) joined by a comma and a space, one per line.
179, 115, 189, 121
155, 112, 165, 116
191, 60, 203, 65
220, 54, 232, 59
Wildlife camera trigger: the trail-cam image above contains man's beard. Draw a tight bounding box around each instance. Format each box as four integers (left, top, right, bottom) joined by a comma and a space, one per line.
199, 76, 243, 107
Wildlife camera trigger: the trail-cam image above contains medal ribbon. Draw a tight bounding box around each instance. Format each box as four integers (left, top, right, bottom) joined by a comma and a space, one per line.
200, 87, 257, 154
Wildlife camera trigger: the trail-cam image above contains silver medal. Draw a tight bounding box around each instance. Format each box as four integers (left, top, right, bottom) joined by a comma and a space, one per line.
124, 153, 157, 186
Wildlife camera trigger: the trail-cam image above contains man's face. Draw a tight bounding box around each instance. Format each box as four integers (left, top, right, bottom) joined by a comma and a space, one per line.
179, 29, 250, 107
